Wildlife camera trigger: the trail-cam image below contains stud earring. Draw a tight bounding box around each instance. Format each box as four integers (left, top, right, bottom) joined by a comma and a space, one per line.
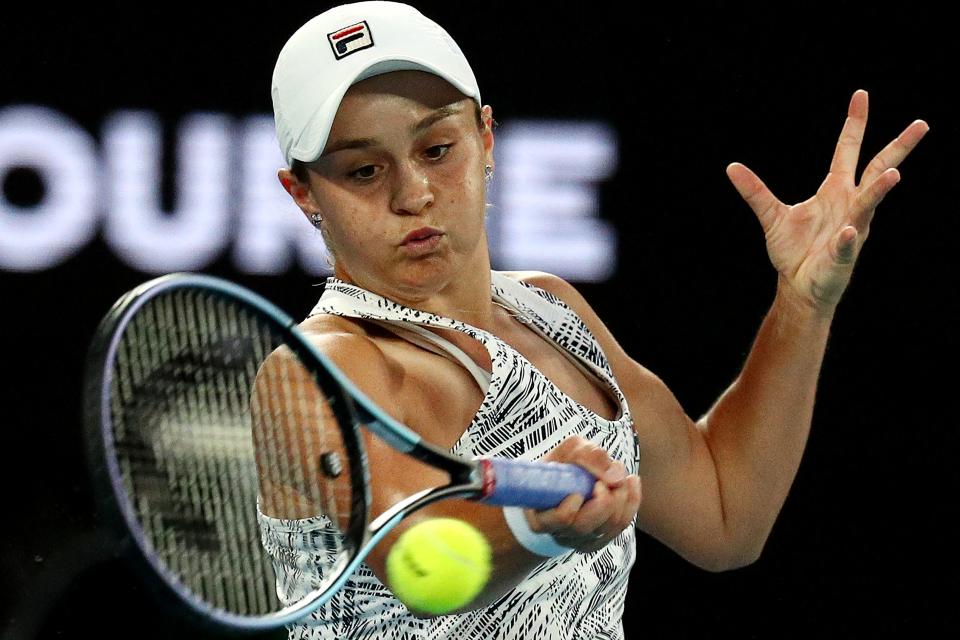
310, 213, 323, 227
484, 165, 494, 182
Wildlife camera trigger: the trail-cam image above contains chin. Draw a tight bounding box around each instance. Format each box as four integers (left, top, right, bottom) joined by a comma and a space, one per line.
395, 257, 470, 293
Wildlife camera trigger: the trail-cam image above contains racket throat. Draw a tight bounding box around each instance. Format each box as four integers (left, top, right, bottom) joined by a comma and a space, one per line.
368, 484, 483, 533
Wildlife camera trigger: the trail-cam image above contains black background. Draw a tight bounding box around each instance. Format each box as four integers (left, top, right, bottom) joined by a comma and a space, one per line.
1, 2, 956, 637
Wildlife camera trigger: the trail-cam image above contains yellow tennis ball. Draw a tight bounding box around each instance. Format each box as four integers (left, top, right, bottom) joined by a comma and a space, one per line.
386, 518, 492, 615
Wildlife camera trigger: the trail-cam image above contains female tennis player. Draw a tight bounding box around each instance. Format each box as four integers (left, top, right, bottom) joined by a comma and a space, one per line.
260, 2, 929, 637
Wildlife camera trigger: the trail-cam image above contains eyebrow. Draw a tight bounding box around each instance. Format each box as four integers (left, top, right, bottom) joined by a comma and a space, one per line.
319, 104, 465, 158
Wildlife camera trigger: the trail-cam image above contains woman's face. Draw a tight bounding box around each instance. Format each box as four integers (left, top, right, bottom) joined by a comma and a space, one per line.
292, 70, 495, 302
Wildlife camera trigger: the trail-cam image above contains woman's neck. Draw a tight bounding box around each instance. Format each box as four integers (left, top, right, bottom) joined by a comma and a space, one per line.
333, 254, 499, 332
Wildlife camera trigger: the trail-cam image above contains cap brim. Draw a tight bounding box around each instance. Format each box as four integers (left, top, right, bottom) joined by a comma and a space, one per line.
288, 55, 481, 164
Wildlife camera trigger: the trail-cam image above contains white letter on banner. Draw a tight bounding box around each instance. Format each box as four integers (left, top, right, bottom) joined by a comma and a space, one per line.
103, 111, 230, 272
496, 121, 618, 282
235, 115, 332, 275
0, 106, 97, 271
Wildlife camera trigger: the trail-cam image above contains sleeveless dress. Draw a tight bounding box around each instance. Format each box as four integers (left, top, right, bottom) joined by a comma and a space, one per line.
257, 271, 640, 640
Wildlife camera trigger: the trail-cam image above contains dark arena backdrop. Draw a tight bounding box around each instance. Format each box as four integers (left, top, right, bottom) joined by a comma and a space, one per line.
1, 2, 956, 638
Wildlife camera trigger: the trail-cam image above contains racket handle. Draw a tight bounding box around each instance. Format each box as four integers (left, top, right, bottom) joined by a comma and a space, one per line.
478, 458, 595, 509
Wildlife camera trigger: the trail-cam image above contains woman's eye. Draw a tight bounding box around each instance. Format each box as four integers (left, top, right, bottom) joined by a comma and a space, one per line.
426, 144, 452, 160
346, 146, 450, 180
349, 165, 377, 180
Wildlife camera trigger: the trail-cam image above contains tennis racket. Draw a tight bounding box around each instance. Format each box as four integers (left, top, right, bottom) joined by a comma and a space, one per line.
84, 273, 596, 632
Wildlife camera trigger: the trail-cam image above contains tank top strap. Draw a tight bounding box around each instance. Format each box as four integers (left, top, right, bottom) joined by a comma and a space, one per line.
365, 320, 492, 393
488, 271, 617, 382
309, 277, 504, 395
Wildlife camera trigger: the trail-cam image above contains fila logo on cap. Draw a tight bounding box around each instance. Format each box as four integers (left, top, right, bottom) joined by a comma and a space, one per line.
327, 21, 374, 59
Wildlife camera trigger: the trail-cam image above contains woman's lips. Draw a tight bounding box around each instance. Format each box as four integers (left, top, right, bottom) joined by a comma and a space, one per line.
400, 227, 443, 254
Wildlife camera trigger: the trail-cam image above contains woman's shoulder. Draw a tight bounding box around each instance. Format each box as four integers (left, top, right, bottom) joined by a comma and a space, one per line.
495, 270, 584, 311
295, 314, 407, 393
299, 310, 371, 338
496, 270, 564, 286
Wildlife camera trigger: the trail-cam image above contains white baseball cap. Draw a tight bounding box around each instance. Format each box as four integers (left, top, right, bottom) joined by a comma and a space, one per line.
272, 1, 482, 166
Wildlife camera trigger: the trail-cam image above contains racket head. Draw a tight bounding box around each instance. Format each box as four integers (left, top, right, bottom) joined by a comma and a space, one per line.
83, 273, 370, 631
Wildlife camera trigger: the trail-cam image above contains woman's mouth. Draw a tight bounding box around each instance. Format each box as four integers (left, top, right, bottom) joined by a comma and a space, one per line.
400, 227, 443, 254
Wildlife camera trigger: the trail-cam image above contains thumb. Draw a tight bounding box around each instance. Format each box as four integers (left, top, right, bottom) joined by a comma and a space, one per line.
726, 162, 782, 232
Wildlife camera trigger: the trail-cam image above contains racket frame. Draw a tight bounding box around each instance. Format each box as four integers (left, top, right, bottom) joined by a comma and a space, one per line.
84, 273, 488, 631
85, 273, 593, 632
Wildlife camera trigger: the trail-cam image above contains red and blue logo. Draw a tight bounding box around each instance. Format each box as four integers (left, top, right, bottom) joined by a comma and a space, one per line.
328, 21, 374, 59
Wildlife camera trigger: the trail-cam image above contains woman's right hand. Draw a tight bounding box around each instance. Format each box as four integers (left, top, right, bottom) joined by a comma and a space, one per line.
525, 436, 642, 553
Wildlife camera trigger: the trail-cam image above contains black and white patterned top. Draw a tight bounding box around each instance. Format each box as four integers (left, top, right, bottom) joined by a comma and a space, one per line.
258, 271, 640, 640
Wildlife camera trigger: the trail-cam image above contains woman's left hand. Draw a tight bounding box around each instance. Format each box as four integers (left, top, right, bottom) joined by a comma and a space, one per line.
726, 89, 929, 314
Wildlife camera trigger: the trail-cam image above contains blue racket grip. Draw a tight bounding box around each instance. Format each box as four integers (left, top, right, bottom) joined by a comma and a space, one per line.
477, 458, 596, 510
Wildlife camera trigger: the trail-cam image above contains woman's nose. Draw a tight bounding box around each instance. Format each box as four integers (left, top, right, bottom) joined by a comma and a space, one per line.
390, 161, 434, 215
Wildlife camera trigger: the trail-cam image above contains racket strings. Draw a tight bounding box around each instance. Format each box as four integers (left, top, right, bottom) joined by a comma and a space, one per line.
107, 288, 359, 617
110, 291, 269, 613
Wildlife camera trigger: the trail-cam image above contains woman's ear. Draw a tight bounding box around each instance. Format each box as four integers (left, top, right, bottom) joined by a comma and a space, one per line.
481, 104, 495, 169
278, 168, 320, 225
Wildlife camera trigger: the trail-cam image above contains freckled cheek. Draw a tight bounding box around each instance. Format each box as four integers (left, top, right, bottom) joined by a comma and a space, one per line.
325, 215, 372, 252
435, 154, 479, 181
435, 163, 484, 199
343, 222, 390, 247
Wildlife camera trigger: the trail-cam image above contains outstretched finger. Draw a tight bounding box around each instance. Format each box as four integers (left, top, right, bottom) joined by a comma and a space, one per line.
852, 167, 901, 231
860, 119, 930, 187
828, 89, 869, 180
726, 162, 784, 233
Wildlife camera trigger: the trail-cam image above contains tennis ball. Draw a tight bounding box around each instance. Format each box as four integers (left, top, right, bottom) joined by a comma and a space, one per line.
386, 518, 492, 615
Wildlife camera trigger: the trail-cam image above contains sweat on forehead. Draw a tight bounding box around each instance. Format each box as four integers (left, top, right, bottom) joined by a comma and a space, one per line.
272, 1, 482, 166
